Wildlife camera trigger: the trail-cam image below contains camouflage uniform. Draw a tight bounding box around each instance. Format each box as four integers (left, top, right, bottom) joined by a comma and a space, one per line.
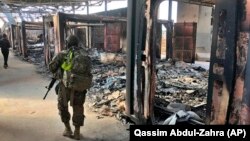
57, 82, 86, 126
49, 35, 92, 140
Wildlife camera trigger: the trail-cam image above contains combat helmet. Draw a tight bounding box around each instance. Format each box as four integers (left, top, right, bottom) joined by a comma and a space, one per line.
66, 35, 79, 48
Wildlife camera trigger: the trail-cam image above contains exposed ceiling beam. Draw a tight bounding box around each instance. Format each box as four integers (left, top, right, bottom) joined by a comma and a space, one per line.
2, 0, 125, 6
175, 0, 214, 6
0, 0, 127, 25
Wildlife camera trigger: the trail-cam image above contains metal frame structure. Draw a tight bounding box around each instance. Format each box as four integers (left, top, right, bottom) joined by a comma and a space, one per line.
10, 21, 43, 57
126, 0, 155, 124
10, 24, 22, 53
43, 15, 54, 66
52, 12, 126, 53
207, 0, 250, 125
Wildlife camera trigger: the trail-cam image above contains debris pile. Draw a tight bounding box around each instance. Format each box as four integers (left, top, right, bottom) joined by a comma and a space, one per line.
155, 60, 208, 120
14, 44, 208, 122
156, 60, 208, 107
26, 43, 45, 65
26, 43, 53, 77
13, 43, 51, 77
87, 49, 127, 118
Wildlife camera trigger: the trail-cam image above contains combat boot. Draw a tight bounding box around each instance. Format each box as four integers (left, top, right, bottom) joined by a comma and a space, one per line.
63, 122, 72, 137
73, 126, 80, 140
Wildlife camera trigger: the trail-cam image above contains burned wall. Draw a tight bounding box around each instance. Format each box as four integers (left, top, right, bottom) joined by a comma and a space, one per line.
229, 0, 250, 125
177, 3, 199, 22
93, 8, 127, 52
92, 23, 126, 52
75, 27, 87, 47
207, 0, 250, 125
177, 3, 213, 57
92, 26, 104, 49
104, 23, 122, 52
196, 6, 213, 53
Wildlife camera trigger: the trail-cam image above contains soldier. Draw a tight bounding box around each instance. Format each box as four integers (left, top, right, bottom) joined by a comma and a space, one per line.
49, 35, 92, 140
0, 33, 11, 69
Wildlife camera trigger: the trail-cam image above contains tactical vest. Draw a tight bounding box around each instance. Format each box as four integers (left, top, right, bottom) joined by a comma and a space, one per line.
49, 48, 93, 91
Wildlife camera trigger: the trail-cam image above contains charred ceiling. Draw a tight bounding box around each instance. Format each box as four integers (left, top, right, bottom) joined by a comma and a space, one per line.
0, 0, 214, 24
0, 0, 126, 26
0, 0, 125, 13
177, 0, 215, 6
0, 0, 214, 13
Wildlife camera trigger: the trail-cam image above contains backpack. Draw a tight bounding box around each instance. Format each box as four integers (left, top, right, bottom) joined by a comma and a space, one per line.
62, 49, 93, 91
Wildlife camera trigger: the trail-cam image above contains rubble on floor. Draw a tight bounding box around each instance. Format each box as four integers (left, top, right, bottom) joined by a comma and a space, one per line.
14, 43, 51, 77
14, 46, 208, 123
87, 50, 208, 122
26, 43, 44, 65
28, 43, 51, 76
87, 49, 127, 119
155, 59, 208, 120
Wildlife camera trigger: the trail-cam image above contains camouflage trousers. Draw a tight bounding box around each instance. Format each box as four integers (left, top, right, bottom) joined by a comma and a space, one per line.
57, 82, 86, 126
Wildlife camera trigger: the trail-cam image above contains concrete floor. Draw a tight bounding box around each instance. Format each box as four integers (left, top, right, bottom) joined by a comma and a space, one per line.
0, 51, 129, 141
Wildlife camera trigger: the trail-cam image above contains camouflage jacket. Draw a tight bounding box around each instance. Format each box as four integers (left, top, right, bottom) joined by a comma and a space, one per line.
49, 48, 92, 90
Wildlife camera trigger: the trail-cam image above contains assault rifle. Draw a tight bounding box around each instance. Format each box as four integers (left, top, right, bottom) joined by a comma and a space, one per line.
43, 78, 57, 100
